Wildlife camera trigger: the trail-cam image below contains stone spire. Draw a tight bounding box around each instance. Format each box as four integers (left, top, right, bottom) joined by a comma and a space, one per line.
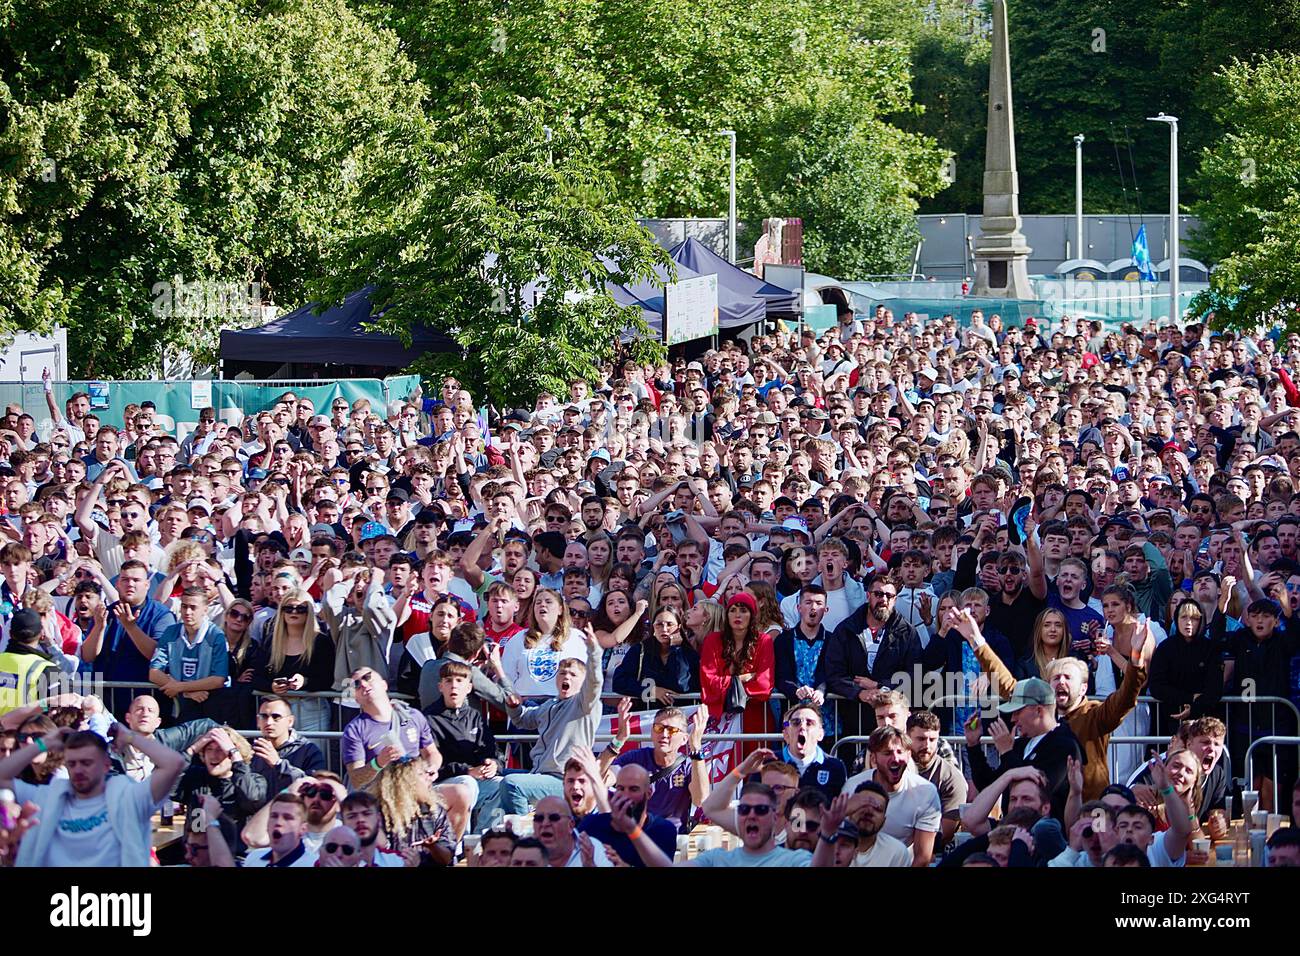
971, 0, 1033, 299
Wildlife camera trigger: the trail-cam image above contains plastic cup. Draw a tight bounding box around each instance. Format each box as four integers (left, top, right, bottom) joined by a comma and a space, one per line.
1214, 843, 1233, 866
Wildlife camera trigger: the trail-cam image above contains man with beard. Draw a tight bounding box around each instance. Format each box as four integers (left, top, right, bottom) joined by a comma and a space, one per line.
906, 710, 967, 847
951, 608, 1149, 800
780, 703, 846, 797
824, 578, 923, 740
338, 791, 405, 867
841, 726, 941, 866
781, 788, 831, 853
242, 793, 318, 867
615, 782, 813, 867
1056, 759, 1191, 867
812, 785, 911, 868
578, 763, 678, 867
1, 725, 186, 866
562, 755, 600, 823
531, 795, 612, 867
606, 705, 711, 832
241, 772, 347, 853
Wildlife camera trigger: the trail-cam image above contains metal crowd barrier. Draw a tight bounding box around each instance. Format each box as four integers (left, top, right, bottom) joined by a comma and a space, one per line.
79, 681, 1300, 801
1243, 736, 1300, 812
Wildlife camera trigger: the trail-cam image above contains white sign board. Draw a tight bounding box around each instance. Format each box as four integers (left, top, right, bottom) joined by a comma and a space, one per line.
664, 274, 719, 345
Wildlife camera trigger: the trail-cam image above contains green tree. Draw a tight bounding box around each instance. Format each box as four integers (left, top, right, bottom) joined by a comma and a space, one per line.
1188, 54, 1300, 329
1, 0, 423, 375
319, 93, 669, 408
362, 0, 946, 277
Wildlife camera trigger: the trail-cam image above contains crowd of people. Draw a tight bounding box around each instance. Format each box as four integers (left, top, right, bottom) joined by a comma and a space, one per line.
1, 306, 1300, 868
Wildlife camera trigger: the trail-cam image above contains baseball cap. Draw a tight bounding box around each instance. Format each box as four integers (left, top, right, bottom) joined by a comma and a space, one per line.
186, 497, 213, 514
686, 361, 704, 373
998, 677, 1055, 714
9, 609, 41, 644
386, 488, 410, 503
781, 517, 811, 540
918, 365, 940, 380
309, 523, 337, 537
589, 448, 611, 463
289, 548, 312, 563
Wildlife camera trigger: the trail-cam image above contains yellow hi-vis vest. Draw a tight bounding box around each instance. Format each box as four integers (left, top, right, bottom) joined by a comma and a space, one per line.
0, 652, 56, 716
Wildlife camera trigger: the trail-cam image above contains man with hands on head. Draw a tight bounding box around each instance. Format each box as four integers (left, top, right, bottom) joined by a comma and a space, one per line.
0, 721, 186, 866
241, 771, 347, 852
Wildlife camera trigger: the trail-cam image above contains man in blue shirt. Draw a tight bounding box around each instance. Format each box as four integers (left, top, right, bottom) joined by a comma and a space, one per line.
578, 763, 678, 867
80, 559, 176, 716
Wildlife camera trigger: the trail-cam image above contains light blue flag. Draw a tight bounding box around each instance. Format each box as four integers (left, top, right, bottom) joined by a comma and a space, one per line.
1132, 225, 1157, 281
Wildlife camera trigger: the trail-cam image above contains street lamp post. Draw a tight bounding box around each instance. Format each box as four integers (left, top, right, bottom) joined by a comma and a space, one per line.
715, 130, 736, 263
1147, 113, 1179, 322
1073, 134, 1084, 260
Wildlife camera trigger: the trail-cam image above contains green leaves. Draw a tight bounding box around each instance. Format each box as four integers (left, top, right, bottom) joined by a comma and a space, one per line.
1, 0, 425, 375
323, 93, 668, 407
1188, 54, 1300, 330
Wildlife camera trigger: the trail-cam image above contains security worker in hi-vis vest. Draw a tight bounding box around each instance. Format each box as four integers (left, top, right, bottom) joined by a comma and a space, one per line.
0, 610, 59, 717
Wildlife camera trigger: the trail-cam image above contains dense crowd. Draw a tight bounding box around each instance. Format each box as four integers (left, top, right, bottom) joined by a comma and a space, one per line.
1, 307, 1299, 868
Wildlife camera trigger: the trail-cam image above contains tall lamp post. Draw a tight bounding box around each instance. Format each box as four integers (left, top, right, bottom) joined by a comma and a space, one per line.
1073, 134, 1084, 260
715, 130, 736, 263
1147, 113, 1179, 322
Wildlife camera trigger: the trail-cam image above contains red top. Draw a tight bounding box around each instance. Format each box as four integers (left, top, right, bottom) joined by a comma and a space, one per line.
698, 629, 775, 711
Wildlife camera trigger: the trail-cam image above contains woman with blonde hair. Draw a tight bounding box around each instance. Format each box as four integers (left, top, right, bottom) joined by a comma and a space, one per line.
1018, 607, 1071, 679
251, 588, 334, 731
371, 757, 454, 866
685, 598, 725, 651
499, 588, 585, 698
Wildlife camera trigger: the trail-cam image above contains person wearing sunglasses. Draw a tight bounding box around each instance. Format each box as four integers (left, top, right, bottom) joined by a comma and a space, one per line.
243, 772, 347, 855
246, 695, 326, 797
529, 794, 613, 867
317, 825, 363, 867
613, 781, 814, 867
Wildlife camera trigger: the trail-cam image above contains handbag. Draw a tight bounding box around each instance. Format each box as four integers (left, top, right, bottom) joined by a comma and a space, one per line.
723, 673, 750, 714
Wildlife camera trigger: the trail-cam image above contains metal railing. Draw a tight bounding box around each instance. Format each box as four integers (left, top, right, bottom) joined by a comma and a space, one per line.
80, 681, 1300, 799
1243, 736, 1300, 813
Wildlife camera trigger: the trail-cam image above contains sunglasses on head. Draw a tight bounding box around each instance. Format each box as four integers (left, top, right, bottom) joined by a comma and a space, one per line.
301, 784, 337, 802
280, 603, 311, 615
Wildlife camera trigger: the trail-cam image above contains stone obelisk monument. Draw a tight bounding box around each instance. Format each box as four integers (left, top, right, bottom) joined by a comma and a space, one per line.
972, 0, 1033, 298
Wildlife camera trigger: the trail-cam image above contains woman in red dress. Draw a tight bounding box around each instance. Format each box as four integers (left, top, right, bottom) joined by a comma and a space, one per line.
699, 593, 775, 758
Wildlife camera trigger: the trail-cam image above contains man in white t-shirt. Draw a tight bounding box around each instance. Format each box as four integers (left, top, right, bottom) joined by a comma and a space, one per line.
243, 793, 319, 867
842, 725, 941, 866
1, 725, 187, 867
